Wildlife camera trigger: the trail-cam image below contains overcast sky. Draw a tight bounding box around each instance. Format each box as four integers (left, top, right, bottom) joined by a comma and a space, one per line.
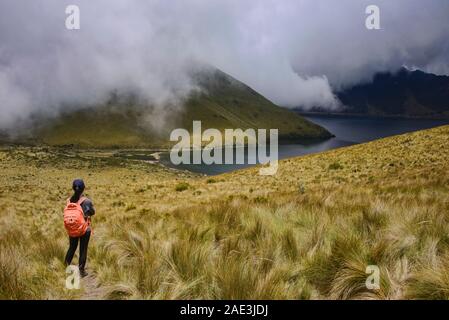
0, 0, 448, 130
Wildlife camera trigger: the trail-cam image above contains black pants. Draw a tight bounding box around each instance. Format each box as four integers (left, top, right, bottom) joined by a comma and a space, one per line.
64, 228, 91, 272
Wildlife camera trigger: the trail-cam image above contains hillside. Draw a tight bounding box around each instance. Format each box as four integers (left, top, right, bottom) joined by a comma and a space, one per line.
15, 68, 331, 148
303, 68, 449, 119
1, 125, 448, 299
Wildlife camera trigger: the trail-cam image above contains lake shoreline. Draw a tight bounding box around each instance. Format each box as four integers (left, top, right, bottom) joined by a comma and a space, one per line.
296, 110, 449, 120
160, 115, 449, 175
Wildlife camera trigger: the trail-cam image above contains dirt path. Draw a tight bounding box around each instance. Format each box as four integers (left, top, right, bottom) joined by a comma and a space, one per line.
80, 272, 106, 300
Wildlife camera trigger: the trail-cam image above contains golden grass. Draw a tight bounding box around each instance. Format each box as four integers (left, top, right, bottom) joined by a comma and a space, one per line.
0, 125, 448, 299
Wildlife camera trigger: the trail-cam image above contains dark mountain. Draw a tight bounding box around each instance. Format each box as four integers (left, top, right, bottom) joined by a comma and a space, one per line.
306, 68, 449, 119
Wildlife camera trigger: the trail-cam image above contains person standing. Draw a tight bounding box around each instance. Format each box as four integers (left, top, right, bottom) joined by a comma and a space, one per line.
63, 179, 95, 278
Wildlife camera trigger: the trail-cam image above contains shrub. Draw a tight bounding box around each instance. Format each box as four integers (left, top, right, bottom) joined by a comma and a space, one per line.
329, 162, 344, 170
175, 182, 190, 192
125, 204, 136, 212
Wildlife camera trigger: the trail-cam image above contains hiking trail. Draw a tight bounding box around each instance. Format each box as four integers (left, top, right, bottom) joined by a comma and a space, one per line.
80, 272, 106, 300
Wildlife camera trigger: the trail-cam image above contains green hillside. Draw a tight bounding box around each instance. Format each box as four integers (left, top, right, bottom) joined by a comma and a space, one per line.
29, 68, 331, 148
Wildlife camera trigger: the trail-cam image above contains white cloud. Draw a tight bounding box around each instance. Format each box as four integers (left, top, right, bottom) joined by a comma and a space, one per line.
0, 0, 448, 129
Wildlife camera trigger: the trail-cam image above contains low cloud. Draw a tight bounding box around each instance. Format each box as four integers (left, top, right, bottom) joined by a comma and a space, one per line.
0, 0, 448, 130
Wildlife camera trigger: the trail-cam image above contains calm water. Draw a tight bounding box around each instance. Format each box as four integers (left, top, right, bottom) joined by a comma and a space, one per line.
305, 115, 449, 144
161, 115, 449, 175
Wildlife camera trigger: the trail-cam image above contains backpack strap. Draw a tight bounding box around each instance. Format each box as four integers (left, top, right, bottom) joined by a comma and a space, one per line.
77, 196, 87, 206
66, 196, 87, 205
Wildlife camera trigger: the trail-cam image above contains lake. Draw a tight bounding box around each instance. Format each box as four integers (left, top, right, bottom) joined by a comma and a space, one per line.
160, 115, 449, 175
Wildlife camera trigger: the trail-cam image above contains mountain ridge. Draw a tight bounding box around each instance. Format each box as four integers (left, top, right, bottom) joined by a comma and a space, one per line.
1, 68, 332, 148
298, 68, 449, 119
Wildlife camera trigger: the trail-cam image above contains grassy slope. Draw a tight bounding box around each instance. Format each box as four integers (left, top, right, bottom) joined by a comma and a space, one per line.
181, 69, 329, 139
33, 69, 330, 148
1, 125, 448, 299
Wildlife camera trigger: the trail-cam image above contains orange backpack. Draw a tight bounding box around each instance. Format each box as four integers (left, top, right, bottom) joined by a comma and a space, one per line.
64, 197, 89, 237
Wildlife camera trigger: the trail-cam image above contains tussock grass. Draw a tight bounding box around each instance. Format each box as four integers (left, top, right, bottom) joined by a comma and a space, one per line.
0, 244, 31, 299
405, 254, 449, 299
0, 125, 449, 299
0, 219, 79, 299
175, 182, 190, 192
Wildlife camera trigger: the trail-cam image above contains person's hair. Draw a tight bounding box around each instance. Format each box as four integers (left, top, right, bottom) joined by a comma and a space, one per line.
70, 179, 85, 203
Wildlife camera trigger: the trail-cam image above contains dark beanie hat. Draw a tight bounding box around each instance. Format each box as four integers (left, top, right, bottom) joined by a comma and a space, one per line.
72, 179, 85, 193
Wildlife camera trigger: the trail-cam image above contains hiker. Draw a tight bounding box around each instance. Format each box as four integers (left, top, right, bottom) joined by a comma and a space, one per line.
64, 179, 95, 278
